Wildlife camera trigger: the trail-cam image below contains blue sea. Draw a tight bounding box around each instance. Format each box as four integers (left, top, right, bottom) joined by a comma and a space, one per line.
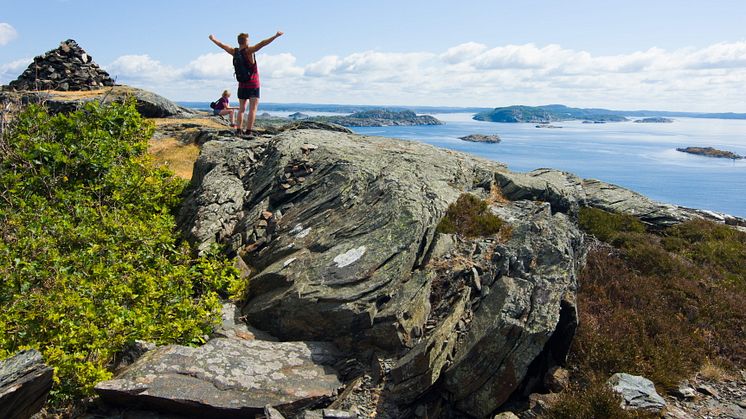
201, 106, 746, 218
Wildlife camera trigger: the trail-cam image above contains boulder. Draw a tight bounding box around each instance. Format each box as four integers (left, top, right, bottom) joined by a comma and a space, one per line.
607, 373, 666, 412
442, 201, 582, 417
494, 168, 745, 228
95, 338, 343, 418
0, 350, 54, 419
179, 130, 583, 417
179, 130, 504, 349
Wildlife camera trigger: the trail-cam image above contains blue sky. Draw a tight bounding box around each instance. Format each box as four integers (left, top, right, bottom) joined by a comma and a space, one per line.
2, 0, 746, 111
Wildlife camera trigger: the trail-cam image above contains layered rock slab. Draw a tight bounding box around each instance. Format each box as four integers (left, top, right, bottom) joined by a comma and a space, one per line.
180, 130, 505, 349
94, 338, 342, 418
179, 129, 585, 416
0, 350, 54, 419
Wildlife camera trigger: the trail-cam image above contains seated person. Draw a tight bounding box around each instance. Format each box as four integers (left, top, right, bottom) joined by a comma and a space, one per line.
213, 90, 237, 127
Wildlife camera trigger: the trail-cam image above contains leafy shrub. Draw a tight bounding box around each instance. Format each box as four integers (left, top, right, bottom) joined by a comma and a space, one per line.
0, 101, 239, 405
437, 193, 505, 237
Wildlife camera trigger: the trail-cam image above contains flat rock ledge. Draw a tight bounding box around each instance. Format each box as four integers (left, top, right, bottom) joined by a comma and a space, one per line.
94, 338, 343, 418
0, 349, 54, 419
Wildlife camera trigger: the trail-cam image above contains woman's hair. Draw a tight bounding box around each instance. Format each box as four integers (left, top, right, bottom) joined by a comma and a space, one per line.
222, 90, 230, 97
237, 33, 249, 44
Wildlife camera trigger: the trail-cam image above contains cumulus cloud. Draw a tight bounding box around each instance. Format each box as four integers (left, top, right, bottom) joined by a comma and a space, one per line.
0, 23, 18, 46
0, 57, 31, 84
66, 40, 746, 111
441, 42, 488, 64
107, 54, 180, 82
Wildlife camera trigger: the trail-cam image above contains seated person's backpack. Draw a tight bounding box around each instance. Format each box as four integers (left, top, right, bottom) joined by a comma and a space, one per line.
209, 98, 221, 109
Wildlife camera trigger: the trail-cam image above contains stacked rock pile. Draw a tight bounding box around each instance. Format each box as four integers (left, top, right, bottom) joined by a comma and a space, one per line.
8, 39, 115, 91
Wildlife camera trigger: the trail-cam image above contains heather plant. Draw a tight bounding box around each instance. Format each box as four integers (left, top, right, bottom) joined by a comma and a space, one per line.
543, 208, 745, 418
437, 193, 505, 237
0, 101, 239, 405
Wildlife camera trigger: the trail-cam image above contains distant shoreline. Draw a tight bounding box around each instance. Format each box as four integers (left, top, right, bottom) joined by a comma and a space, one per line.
177, 101, 746, 121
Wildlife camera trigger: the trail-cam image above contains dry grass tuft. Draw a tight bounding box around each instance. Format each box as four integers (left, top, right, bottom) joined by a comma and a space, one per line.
148, 137, 200, 180
485, 182, 511, 205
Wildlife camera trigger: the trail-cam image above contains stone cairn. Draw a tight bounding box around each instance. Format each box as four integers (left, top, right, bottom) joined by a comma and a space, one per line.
8, 39, 115, 91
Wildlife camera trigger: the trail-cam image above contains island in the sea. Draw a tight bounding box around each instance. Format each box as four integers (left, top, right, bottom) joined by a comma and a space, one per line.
676, 147, 743, 159
459, 134, 501, 143
313, 109, 443, 127
473, 105, 629, 123
635, 117, 674, 123
471, 104, 746, 123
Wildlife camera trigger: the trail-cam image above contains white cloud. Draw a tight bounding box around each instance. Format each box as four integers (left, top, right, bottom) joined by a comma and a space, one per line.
32, 40, 744, 111
0, 23, 18, 46
0, 57, 31, 84
107, 54, 179, 82
441, 42, 488, 64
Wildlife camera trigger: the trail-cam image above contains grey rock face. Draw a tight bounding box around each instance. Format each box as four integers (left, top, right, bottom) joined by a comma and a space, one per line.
495, 168, 745, 228
442, 201, 582, 417
0, 350, 54, 419
180, 130, 505, 349
607, 373, 666, 412
95, 338, 343, 418
179, 129, 585, 416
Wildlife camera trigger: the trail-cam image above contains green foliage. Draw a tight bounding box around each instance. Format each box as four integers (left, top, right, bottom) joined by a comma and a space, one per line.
664, 220, 746, 286
0, 101, 239, 405
578, 207, 646, 242
436, 193, 505, 238
565, 207, 746, 410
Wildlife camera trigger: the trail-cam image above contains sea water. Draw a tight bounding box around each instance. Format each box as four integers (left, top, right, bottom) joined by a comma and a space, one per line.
351, 114, 746, 217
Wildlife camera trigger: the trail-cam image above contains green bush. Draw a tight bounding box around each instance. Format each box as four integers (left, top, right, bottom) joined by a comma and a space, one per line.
578, 207, 646, 242
665, 220, 746, 286
436, 193, 504, 238
0, 101, 239, 405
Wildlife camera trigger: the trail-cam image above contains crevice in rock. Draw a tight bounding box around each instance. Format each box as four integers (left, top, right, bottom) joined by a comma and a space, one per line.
506, 297, 578, 401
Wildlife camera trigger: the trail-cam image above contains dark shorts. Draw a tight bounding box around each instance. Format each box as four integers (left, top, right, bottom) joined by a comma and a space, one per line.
212, 109, 222, 116
237, 87, 260, 99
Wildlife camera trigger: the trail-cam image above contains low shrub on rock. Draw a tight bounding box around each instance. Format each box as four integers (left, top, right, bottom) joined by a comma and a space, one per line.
0, 101, 239, 406
437, 193, 505, 237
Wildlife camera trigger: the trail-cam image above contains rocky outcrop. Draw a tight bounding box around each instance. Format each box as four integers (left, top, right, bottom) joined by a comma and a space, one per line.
459, 134, 501, 143
178, 129, 584, 417
676, 146, 742, 160
7, 39, 115, 92
0, 350, 54, 419
95, 338, 343, 418
494, 168, 746, 228
0, 86, 196, 118
174, 128, 743, 417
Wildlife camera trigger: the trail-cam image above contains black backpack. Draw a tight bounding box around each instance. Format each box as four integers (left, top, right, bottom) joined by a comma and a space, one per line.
209, 99, 219, 109
233, 48, 253, 82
